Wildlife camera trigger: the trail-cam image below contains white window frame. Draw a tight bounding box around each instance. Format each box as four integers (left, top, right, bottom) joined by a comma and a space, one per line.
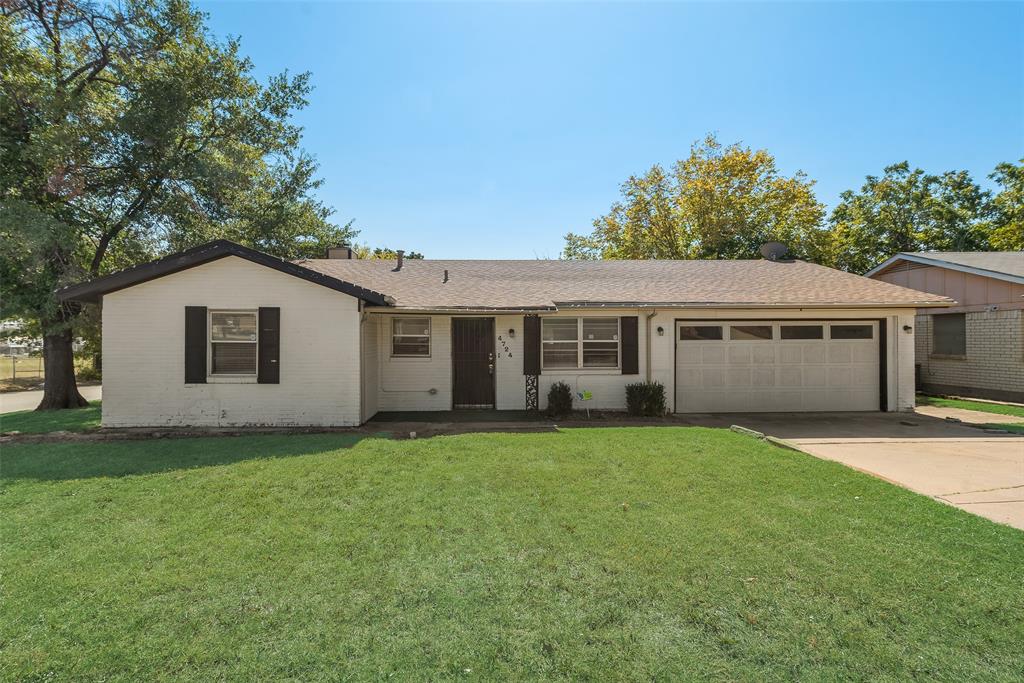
541, 317, 620, 370
391, 317, 431, 358
208, 309, 258, 377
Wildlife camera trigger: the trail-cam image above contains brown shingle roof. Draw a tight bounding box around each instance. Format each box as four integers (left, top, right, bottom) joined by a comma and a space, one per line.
299, 257, 951, 310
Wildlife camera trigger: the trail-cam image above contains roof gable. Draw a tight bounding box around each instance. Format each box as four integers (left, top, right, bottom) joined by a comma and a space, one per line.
866, 252, 1024, 285
57, 240, 391, 305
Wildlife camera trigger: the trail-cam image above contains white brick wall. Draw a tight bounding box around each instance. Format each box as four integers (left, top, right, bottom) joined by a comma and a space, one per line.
102, 256, 362, 427
374, 315, 453, 411
915, 309, 1024, 401
366, 307, 917, 414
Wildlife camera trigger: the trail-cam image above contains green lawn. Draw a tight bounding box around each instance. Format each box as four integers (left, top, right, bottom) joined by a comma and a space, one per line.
984, 422, 1024, 434
3, 428, 1022, 680
0, 400, 101, 433
917, 394, 1024, 419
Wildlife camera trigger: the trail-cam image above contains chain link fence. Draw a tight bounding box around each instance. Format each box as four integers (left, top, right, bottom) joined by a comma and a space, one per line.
1, 355, 100, 388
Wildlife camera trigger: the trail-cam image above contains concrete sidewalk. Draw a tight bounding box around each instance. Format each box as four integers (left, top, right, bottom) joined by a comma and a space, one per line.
0, 385, 102, 413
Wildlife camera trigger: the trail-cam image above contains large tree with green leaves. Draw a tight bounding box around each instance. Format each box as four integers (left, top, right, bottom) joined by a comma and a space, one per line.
828, 162, 1001, 274
986, 160, 1023, 251
1, 0, 355, 409
563, 135, 830, 262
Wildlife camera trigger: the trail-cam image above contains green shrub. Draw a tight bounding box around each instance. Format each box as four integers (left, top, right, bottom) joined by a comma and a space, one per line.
546, 381, 574, 417
76, 364, 102, 382
626, 381, 666, 416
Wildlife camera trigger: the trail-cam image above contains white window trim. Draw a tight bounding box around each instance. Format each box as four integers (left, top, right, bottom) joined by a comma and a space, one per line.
208, 309, 258, 377
541, 317, 621, 371
391, 317, 431, 358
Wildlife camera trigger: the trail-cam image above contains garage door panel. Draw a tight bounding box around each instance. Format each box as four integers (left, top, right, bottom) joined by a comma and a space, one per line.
827, 345, 852, 363
676, 320, 879, 413
828, 367, 852, 387
851, 368, 878, 387
852, 345, 877, 363
779, 367, 802, 387
678, 367, 701, 387
727, 346, 751, 364
803, 366, 827, 387
702, 346, 725, 363
726, 368, 751, 387
702, 368, 724, 387
774, 391, 805, 411
780, 346, 802, 363
803, 345, 826, 363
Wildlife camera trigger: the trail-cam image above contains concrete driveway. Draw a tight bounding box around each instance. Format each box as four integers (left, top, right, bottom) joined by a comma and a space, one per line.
726, 412, 1024, 531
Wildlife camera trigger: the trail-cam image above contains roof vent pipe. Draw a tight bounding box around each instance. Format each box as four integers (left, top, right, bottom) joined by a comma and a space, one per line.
395, 250, 405, 271
443, 269, 449, 283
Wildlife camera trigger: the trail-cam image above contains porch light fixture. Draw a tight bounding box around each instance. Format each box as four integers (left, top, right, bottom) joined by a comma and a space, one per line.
508, 328, 516, 338
657, 326, 665, 336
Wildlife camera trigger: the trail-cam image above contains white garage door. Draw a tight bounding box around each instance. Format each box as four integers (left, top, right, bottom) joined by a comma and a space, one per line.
675, 321, 880, 413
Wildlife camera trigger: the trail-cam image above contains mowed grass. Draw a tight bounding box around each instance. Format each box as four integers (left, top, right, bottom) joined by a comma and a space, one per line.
986, 422, 1024, 434
918, 394, 1024, 419
0, 400, 102, 433
3, 428, 1022, 681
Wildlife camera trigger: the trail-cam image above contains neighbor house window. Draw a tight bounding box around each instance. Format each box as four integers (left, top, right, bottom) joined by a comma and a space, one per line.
542, 317, 619, 369
932, 313, 966, 356
392, 317, 430, 357
210, 311, 257, 375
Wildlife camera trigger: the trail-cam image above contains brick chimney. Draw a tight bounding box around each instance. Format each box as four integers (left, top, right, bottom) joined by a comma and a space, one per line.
326, 245, 354, 259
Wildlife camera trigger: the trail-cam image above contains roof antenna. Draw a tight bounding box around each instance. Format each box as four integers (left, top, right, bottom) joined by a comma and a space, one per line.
759, 242, 789, 261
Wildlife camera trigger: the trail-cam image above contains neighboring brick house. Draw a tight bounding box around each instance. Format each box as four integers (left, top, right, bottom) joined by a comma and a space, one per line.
867, 252, 1024, 403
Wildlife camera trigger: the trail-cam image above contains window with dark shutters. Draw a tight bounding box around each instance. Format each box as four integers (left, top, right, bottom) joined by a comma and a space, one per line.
184, 306, 207, 383
620, 316, 639, 374
258, 307, 280, 384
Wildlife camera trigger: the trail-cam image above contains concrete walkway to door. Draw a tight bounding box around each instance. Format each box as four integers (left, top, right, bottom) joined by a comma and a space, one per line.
725, 412, 1024, 531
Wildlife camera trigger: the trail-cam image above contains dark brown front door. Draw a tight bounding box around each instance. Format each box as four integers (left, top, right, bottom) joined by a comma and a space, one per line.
452, 317, 495, 408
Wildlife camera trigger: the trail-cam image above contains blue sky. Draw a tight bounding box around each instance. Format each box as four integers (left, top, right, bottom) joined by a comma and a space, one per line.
197, 1, 1023, 258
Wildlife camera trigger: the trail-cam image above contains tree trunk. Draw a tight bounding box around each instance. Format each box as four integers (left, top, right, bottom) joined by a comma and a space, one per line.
36, 326, 88, 410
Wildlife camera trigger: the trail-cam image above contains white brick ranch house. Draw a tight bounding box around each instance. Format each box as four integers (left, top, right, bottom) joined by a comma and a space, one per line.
59, 241, 950, 427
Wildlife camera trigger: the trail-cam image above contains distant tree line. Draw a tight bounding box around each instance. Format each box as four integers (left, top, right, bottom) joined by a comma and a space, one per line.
564, 134, 1023, 273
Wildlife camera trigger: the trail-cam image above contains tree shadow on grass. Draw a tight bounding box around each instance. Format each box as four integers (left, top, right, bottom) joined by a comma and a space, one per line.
0, 401, 102, 434
1, 433, 383, 482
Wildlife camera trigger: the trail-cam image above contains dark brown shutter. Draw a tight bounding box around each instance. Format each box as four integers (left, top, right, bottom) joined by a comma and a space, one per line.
621, 316, 639, 375
185, 306, 207, 383
258, 307, 280, 384
523, 315, 540, 375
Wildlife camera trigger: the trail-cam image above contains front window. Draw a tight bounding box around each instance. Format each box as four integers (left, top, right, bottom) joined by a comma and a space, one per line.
542, 317, 619, 369
392, 317, 430, 357
210, 311, 257, 375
